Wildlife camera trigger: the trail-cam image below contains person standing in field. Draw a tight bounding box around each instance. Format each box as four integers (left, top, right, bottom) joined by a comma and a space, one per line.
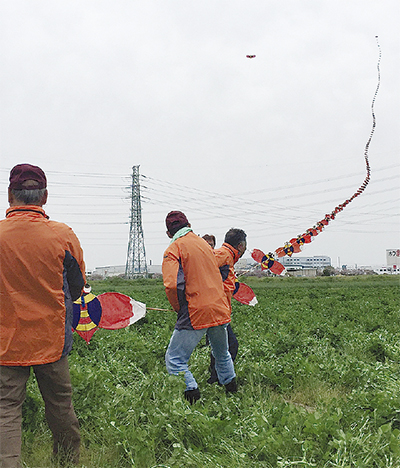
0, 164, 85, 467
162, 211, 237, 404
207, 228, 247, 384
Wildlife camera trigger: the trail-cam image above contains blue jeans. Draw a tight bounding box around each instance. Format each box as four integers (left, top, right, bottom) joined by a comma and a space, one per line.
208, 323, 238, 383
165, 324, 235, 390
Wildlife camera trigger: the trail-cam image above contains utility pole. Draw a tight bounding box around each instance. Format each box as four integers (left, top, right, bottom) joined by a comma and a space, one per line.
125, 165, 148, 278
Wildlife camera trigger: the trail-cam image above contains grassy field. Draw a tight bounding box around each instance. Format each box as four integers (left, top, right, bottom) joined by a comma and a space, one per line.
21, 275, 400, 467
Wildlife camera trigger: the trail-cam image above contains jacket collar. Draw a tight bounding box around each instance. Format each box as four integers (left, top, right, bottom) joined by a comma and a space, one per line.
6, 205, 49, 219
170, 226, 193, 244
222, 242, 241, 264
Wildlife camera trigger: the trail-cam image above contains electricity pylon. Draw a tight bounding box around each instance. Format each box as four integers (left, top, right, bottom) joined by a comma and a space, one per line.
125, 165, 148, 278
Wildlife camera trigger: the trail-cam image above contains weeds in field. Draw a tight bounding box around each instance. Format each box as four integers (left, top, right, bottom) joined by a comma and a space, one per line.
21, 276, 400, 467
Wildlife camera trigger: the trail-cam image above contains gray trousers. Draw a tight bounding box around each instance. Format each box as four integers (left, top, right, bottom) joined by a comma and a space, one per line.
0, 356, 80, 468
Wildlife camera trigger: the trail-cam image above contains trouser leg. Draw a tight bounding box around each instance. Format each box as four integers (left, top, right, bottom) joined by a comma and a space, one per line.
227, 324, 239, 361
0, 365, 30, 468
165, 328, 206, 390
208, 353, 218, 383
33, 356, 80, 465
207, 324, 235, 385
208, 323, 238, 383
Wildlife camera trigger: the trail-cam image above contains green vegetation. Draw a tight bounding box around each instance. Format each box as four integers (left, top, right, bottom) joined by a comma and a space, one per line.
21, 276, 400, 467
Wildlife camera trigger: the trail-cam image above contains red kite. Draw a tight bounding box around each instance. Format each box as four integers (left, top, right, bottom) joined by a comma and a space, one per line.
252, 37, 381, 271
73, 288, 146, 344
251, 249, 285, 275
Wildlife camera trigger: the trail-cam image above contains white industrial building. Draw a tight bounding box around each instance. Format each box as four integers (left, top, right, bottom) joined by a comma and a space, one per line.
275, 255, 331, 277
235, 257, 257, 271
374, 249, 400, 274
386, 249, 400, 269
279, 255, 331, 269
91, 265, 126, 278
90, 263, 162, 278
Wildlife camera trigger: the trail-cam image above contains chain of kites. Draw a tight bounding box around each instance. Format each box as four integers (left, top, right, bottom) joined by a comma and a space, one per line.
251, 36, 382, 275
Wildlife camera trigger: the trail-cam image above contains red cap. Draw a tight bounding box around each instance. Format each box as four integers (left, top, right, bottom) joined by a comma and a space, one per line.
9, 164, 47, 190
166, 211, 189, 234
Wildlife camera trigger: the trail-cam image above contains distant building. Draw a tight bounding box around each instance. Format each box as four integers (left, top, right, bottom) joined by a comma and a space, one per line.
279, 255, 331, 269
286, 268, 318, 277
373, 249, 399, 275
386, 249, 400, 270
235, 255, 331, 277
148, 264, 162, 275
90, 263, 162, 278
235, 257, 256, 272
372, 249, 400, 275
91, 265, 125, 278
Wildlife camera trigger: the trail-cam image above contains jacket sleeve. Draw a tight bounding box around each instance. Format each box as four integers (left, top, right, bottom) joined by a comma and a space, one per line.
61, 224, 86, 299
213, 248, 230, 281
64, 250, 85, 301
162, 244, 181, 312
65, 228, 86, 283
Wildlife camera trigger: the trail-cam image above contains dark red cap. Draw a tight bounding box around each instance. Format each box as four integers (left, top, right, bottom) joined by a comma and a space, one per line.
9, 164, 47, 190
166, 211, 189, 234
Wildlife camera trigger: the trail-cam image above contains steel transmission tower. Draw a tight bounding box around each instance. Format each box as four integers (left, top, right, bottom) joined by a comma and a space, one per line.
125, 166, 148, 278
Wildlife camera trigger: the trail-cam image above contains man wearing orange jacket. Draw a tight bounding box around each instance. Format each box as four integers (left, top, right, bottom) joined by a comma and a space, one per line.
0, 164, 85, 467
162, 211, 236, 404
208, 228, 247, 384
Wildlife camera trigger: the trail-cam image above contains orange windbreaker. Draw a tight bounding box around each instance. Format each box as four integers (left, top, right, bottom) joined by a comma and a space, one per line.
162, 231, 230, 330
0, 206, 85, 366
214, 243, 240, 305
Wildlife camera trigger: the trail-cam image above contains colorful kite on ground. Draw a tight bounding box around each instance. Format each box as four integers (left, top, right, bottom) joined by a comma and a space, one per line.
251, 37, 381, 274
73, 285, 147, 343
72, 286, 102, 343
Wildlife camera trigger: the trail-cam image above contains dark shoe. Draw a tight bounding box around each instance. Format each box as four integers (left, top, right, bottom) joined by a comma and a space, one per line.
225, 377, 237, 393
184, 388, 201, 404
207, 374, 219, 385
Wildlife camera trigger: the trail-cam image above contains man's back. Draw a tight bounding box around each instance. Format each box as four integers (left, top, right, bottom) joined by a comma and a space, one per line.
0, 206, 85, 365
162, 231, 230, 330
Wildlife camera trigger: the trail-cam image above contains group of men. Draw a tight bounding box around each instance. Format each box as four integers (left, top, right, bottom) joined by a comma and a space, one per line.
162, 211, 246, 403
0, 164, 246, 466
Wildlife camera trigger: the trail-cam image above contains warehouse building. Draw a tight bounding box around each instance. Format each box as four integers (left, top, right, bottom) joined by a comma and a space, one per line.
279, 255, 331, 269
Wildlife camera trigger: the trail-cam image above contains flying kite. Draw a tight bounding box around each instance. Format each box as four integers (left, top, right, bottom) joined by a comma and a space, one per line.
246, 55, 256, 59
251, 249, 285, 275
251, 37, 381, 272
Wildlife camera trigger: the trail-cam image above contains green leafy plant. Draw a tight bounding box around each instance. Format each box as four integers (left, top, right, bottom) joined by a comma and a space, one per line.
20, 276, 400, 467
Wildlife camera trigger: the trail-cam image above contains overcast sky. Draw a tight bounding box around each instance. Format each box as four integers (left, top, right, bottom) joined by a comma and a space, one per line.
1, 0, 399, 271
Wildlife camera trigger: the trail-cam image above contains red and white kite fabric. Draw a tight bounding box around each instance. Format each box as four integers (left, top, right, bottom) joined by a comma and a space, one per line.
233, 280, 258, 306
252, 37, 381, 274
73, 290, 146, 344
98, 293, 146, 329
